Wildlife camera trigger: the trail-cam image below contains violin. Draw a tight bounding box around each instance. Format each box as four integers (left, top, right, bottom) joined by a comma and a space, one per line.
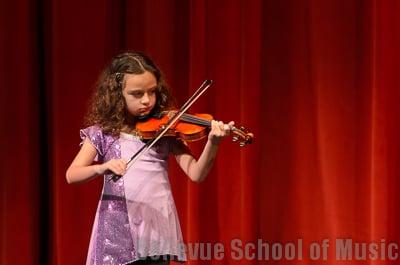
110, 79, 253, 182
135, 110, 254, 147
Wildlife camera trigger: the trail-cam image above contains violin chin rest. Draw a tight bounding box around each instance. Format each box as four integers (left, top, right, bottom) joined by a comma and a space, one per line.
137, 114, 152, 120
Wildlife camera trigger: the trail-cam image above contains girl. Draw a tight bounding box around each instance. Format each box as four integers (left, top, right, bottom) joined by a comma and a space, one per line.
66, 51, 233, 265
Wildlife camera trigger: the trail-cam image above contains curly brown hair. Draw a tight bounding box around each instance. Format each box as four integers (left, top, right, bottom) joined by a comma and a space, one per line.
84, 51, 176, 135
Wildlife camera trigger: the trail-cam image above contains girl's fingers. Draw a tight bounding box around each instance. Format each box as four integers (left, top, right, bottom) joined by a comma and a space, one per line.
109, 160, 127, 175
208, 120, 236, 144
100, 159, 127, 175
210, 120, 233, 136
118, 161, 127, 170
223, 124, 230, 131
218, 121, 224, 131
212, 120, 219, 130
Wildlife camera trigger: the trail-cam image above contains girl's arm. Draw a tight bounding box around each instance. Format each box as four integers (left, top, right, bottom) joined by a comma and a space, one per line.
173, 120, 233, 182
66, 139, 126, 184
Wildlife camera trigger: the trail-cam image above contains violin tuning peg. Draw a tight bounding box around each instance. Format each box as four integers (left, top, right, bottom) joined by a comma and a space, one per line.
239, 141, 246, 147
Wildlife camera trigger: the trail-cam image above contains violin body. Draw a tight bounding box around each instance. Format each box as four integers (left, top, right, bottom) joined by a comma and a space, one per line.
135, 111, 253, 146
135, 112, 213, 142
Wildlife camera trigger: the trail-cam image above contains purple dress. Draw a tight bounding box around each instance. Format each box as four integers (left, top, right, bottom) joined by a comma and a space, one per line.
80, 126, 186, 265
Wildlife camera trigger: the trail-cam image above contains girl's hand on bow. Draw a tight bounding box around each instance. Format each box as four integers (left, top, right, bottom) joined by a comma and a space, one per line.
208, 120, 234, 145
96, 159, 127, 175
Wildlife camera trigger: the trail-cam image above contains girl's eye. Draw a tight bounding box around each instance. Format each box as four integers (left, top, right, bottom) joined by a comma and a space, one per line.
130, 92, 143, 98
129, 89, 156, 98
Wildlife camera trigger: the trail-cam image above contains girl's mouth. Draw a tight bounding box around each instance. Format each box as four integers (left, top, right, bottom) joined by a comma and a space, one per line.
138, 107, 151, 114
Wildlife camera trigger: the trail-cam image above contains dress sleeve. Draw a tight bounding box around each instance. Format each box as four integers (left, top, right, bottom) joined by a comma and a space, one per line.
80, 125, 104, 161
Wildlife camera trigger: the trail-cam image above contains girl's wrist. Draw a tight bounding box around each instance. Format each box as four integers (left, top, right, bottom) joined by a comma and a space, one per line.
207, 137, 221, 147
94, 164, 105, 175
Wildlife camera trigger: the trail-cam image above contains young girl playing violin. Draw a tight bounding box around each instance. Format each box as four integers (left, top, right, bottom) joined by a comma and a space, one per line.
66, 51, 233, 265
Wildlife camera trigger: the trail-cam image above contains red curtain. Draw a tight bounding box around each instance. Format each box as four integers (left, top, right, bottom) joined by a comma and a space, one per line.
1, 0, 399, 264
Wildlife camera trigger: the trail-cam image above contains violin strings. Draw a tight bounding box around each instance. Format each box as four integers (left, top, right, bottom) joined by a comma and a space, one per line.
180, 114, 211, 126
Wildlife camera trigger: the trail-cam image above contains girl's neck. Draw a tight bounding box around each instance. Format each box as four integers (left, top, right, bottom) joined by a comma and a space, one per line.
121, 113, 138, 134
121, 124, 136, 134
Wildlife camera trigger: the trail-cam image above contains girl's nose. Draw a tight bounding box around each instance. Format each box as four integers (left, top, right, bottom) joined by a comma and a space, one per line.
141, 93, 150, 104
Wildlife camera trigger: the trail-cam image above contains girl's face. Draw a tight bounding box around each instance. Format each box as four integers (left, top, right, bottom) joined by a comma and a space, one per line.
122, 71, 157, 117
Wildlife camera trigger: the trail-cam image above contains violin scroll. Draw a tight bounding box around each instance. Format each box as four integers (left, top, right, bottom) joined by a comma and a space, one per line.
231, 126, 254, 147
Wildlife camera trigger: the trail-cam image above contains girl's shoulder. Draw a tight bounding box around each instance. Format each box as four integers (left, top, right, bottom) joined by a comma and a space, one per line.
80, 125, 117, 158
80, 124, 103, 137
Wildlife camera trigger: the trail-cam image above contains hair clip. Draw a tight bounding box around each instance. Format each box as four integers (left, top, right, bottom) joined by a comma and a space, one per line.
115, 72, 123, 83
